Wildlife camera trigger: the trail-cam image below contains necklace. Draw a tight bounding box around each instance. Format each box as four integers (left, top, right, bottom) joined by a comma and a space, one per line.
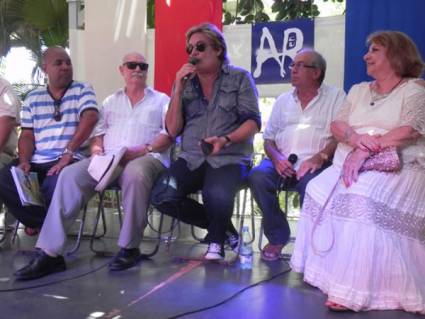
370, 78, 403, 106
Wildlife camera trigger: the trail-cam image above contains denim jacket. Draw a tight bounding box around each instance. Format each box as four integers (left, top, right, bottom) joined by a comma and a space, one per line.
179, 63, 261, 170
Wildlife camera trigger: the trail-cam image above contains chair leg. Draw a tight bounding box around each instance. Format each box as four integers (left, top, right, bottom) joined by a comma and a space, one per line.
238, 188, 255, 245
66, 204, 88, 256
258, 219, 265, 251
114, 190, 123, 227
250, 190, 256, 244
164, 217, 179, 251
0, 207, 6, 243
140, 210, 164, 257
90, 191, 112, 255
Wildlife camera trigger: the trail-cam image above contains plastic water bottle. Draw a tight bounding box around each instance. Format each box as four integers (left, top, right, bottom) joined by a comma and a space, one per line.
239, 226, 253, 270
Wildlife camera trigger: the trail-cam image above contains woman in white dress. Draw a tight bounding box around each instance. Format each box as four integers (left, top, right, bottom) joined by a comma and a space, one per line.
291, 30, 425, 314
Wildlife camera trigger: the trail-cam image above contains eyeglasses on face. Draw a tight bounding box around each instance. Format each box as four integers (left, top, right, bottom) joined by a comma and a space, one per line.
186, 42, 208, 55
289, 62, 316, 70
123, 62, 149, 71
53, 100, 62, 122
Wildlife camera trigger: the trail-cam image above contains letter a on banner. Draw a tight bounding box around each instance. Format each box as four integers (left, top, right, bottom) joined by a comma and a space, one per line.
155, 0, 222, 95
252, 19, 314, 84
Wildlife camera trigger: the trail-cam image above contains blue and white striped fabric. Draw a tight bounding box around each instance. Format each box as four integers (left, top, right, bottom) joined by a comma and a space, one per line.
21, 81, 98, 163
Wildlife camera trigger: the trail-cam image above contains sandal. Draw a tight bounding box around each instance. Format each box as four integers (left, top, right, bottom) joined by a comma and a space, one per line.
325, 300, 350, 312
261, 243, 284, 261
24, 227, 40, 236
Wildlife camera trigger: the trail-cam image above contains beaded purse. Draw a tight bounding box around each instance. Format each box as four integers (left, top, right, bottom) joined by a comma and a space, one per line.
360, 146, 400, 172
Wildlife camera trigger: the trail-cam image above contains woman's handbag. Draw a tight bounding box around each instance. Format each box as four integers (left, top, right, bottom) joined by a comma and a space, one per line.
360, 146, 401, 172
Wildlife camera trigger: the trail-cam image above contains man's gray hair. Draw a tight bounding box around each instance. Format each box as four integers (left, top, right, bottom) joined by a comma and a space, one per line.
299, 48, 327, 85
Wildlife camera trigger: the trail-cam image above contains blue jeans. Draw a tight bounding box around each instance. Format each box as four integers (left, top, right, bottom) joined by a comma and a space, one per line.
247, 158, 329, 245
151, 158, 248, 245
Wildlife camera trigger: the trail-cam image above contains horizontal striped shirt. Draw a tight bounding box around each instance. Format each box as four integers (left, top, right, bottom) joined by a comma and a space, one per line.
21, 81, 98, 163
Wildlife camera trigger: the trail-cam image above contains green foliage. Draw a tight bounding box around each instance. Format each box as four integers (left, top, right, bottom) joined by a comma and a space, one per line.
224, 0, 344, 24
12, 82, 43, 101
147, 0, 155, 29
21, 0, 68, 47
147, 0, 344, 28
0, 0, 68, 82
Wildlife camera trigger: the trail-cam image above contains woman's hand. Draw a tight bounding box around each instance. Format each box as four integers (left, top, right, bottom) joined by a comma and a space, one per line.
350, 133, 381, 153
342, 148, 370, 187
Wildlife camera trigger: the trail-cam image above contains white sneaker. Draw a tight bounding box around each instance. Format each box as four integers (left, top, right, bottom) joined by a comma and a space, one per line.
204, 243, 224, 260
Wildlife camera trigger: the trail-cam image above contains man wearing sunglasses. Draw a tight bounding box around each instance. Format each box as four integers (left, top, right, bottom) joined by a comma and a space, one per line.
14, 52, 172, 280
151, 23, 261, 260
247, 49, 346, 261
0, 46, 99, 235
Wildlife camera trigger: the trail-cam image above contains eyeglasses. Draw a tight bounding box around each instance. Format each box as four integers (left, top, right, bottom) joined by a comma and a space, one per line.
289, 62, 316, 70
123, 62, 149, 71
53, 100, 62, 122
186, 42, 208, 55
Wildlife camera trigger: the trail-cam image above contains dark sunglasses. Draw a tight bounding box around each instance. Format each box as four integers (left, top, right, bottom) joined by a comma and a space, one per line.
186, 42, 208, 55
123, 61, 149, 71
53, 100, 62, 122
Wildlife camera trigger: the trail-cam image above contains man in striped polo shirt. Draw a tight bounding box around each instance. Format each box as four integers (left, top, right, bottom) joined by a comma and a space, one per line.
0, 46, 99, 231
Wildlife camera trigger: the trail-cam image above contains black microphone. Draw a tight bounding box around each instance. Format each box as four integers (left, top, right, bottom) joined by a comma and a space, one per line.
287, 153, 298, 165
279, 153, 298, 190
183, 57, 198, 81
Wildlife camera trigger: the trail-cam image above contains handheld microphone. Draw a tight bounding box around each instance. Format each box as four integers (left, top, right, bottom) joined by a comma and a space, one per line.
287, 153, 298, 165
183, 57, 198, 81
279, 153, 298, 190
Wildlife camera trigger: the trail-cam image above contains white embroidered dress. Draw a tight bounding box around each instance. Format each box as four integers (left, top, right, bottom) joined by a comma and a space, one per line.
291, 79, 425, 314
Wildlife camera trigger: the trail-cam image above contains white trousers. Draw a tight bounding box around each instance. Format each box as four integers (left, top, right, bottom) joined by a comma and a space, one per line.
36, 155, 165, 255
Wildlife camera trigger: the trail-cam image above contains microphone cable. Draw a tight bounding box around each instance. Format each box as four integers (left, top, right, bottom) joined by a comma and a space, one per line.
165, 267, 291, 319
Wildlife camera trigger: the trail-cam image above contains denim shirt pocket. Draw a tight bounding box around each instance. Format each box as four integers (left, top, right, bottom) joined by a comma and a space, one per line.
217, 82, 238, 112
183, 86, 203, 120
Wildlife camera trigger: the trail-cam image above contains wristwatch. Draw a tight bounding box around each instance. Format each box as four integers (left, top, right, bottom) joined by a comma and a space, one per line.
146, 144, 154, 153
62, 147, 74, 156
220, 135, 232, 145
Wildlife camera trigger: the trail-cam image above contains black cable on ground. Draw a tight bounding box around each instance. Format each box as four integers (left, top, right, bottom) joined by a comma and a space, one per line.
165, 268, 291, 319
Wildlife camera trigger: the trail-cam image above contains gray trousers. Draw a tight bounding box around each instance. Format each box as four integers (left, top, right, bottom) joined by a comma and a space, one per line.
36, 155, 165, 255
